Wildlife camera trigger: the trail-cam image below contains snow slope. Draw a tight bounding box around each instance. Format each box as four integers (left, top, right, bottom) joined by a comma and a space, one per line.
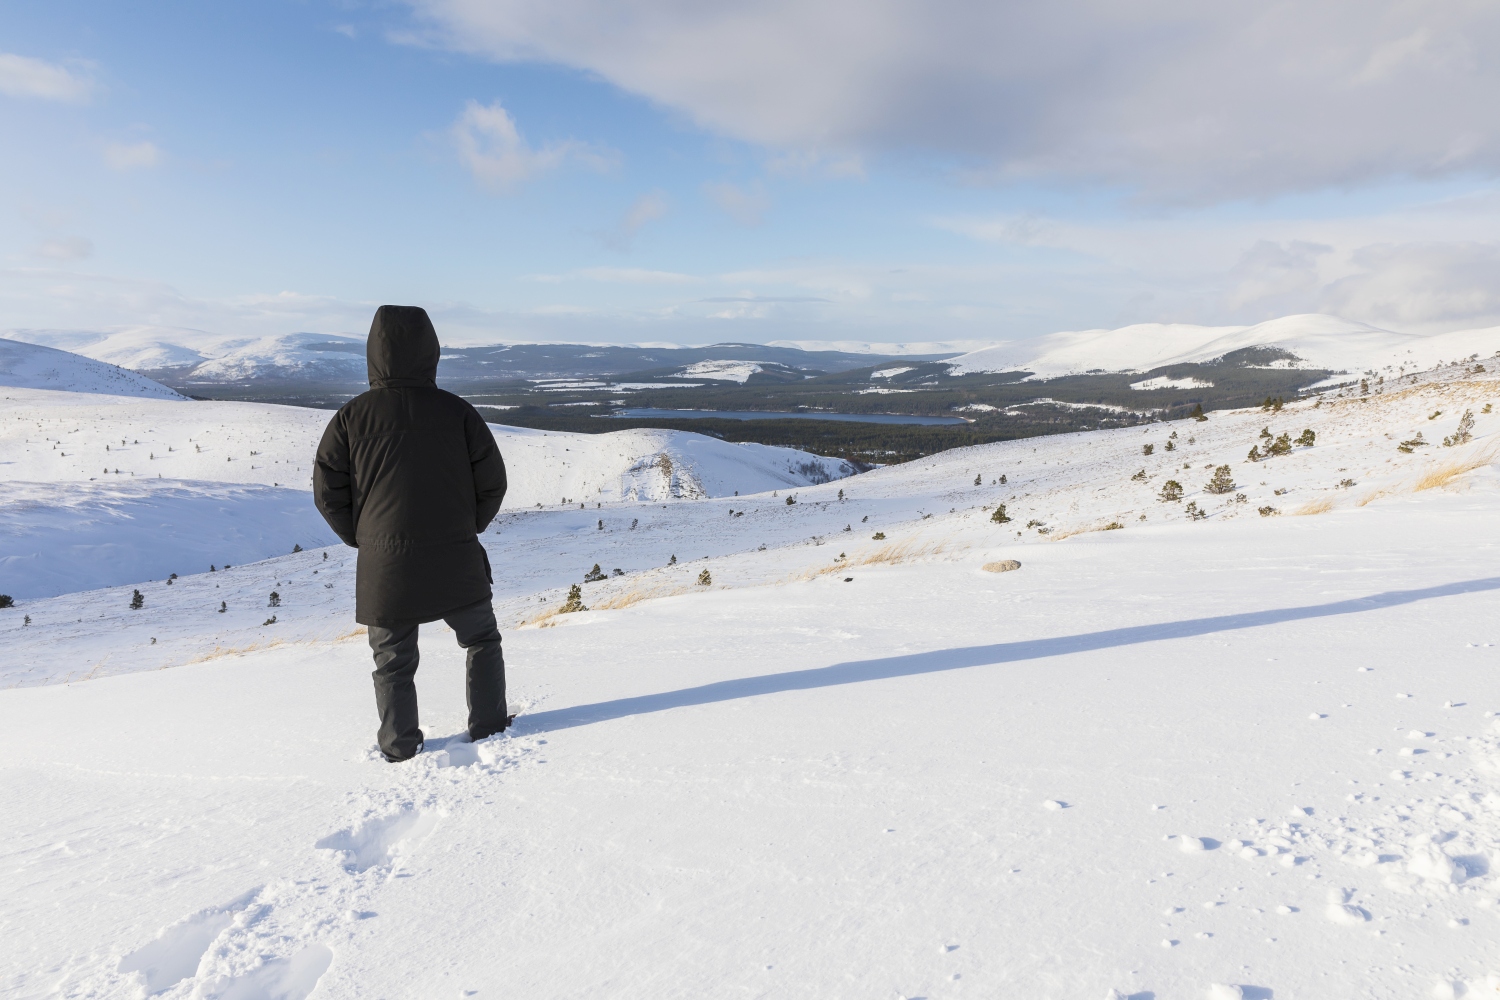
0, 339, 183, 398
0, 387, 857, 598
948, 313, 1500, 378
3, 362, 1500, 999
3, 327, 368, 381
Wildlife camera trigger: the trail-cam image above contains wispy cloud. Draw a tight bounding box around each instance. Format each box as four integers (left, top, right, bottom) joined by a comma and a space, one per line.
32, 237, 93, 261
601, 191, 669, 251
103, 141, 163, 170
703, 180, 770, 226
451, 99, 615, 192
0, 53, 93, 102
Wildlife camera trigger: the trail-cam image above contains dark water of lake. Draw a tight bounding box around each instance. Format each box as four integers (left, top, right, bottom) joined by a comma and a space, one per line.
605, 408, 967, 426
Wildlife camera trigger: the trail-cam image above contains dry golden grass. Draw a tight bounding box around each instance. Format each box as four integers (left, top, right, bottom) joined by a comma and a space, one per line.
515, 582, 693, 628
1411, 448, 1497, 492
1292, 497, 1336, 516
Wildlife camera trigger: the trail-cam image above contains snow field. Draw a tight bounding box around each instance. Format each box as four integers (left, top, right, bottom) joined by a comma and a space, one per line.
0, 388, 856, 601
3, 493, 1500, 998
3, 361, 1500, 997
0, 339, 183, 398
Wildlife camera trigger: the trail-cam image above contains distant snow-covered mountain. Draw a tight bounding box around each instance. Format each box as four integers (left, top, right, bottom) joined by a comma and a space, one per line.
3, 327, 367, 383
0, 339, 184, 398
946, 314, 1500, 379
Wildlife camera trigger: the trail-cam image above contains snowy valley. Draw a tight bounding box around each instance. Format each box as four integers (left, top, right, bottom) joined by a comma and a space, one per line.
3, 343, 1500, 999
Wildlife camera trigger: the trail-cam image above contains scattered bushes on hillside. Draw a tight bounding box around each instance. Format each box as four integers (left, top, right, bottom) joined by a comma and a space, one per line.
990, 504, 1012, 524
1261, 397, 1284, 411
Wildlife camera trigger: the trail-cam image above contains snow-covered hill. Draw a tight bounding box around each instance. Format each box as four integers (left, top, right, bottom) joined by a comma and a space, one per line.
0, 339, 183, 398
3, 358, 1500, 999
948, 313, 1500, 378
0, 386, 858, 598
4, 327, 368, 381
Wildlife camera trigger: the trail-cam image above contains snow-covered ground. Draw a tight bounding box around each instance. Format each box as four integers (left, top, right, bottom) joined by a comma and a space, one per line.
0, 385, 858, 600
3, 361, 1500, 998
947, 313, 1500, 378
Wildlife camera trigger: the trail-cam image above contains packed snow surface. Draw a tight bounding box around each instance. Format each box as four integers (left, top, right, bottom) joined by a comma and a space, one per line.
947, 313, 1500, 378
4, 360, 1500, 998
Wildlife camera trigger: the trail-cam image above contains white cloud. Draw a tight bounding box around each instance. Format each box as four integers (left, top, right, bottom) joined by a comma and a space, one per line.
0, 53, 93, 102
1320, 242, 1500, 331
32, 237, 93, 261
406, 0, 1500, 200
450, 99, 614, 192
703, 180, 770, 226
103, 141, 163, 170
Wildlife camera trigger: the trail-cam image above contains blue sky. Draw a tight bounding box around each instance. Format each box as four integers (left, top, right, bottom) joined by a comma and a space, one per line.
4, 0, 1500, 346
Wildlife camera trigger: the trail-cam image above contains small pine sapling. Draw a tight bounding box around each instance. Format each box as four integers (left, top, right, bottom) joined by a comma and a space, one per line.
1143, 443, 1154, 456
292, 544, 302, 553
974, 474, 982, 486
597, 519, 603, 530
1267, 433, 1292, 457
1190, 403, 1207, 422
631, 518, 639, 529
23, 615, 29, 625
1443, 410, 1475, 447
1204, 465, 1235, 495
1258, 506, 1278, 517
872, 531, 886, 540
130, 589, 144, 610
560, 584, 587, 613
697, 569, 712, 586
668, 554, 677, 565
1158, 480, 1184, 502
1026, 519, 1043, 528
1131, 469, 1147, 481
1296, 429, 1315, 447
1484, 404, 1493, 414
1429, 410, 1443, 420
262, 615, 277, 626
268, 591, 281, 608
1164, 439, 1176, 452
785, 495, 796, 505
990, 504, 1012, 524
612, 568, 624, 576
218, 601, 226, 613
1339, 478, 1356, 488
1234, 493, 1247, 503
0, 595, 13, 609
1184, 501, 1206, 521
583, 564, 607, 582
1247, 445, 1262, 462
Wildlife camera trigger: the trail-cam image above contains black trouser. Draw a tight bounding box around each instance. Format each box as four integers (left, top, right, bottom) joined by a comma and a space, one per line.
366, 599, 508, 760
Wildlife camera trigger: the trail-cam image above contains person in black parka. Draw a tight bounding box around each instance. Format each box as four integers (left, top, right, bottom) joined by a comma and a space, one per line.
314, 305, 510, 761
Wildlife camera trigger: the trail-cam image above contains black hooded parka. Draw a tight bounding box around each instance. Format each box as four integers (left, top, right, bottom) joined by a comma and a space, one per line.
313, 305, 507, 627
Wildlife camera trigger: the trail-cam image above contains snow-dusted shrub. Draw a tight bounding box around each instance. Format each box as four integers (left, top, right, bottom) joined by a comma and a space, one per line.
129, 589, 144, 610
1103, 521, 1124, 530
1397, 433, 1427, 453
990, 504, 1012, 524
0, 595, 12, 609
262, 615, 277, 626
697, 569, 712, 586
1258, 506, 1278, 517
560, 584, 587, 613
1164, 439, 1176, 452
974, 474, 982, 486
1158, 480, 1184, 502
1131, 469, 1147, 481
668, 554, 677, 565
1000, 474, 1008, 484
268, 591, 281, 608
1296, 429, 1315, 447
1184, 501, 1206, 521
1443, 410, 1475, 447
785, 495, 796, 505
218, 601, 226, 613
1267, 433, 1292, 457
1143, 443, 1154, 456
1248, 445, 1262, 462
1204, 465, 1235, 495
872, 532, 886, 540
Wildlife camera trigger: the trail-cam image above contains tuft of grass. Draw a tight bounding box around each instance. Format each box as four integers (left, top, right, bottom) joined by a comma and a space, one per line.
1292, 497, 1335, 516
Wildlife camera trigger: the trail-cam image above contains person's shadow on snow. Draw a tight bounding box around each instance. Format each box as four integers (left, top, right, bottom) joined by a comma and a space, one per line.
517, 576, 1500, 734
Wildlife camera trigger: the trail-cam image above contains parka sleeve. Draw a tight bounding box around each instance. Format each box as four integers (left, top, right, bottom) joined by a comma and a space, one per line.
313, 410, 358, 547
465, 407, 508, 532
